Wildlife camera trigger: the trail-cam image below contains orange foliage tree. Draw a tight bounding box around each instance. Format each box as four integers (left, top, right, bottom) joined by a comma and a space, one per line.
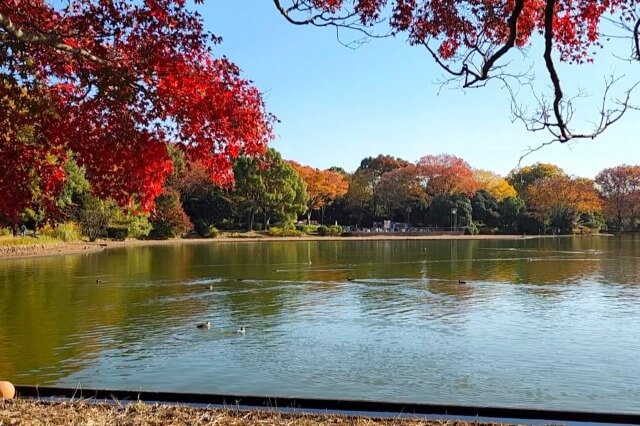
416, 154, 479, 197
376, 165, 429, 223
595, 165, 640, 230
289, 162, 349, 223
526, 177, 602, 228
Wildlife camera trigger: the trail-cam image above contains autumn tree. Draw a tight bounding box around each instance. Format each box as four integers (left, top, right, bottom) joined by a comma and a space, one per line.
417, 154, 479, 197
376, 165, 429, 223
595, 165, 640, 229
233, 149, 308, 230
343, 170, 374, 227
526, 176, 603, 232
289, 162, 349, 224
149, 190, 193, 240
475, 170, 517, 201
0, 1, 274, 225
274, 1, 640, 147
507, 163, 566, 197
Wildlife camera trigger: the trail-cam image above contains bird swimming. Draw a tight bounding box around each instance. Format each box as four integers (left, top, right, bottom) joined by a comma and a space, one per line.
196, 322, 211, 329
235, 326, 246, 334
458, 280, 467, 284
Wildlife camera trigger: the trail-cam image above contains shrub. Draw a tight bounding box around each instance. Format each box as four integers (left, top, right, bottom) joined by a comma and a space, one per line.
107, 226, 128, 241
317, 225, 329, 236
464, 223, 479, 235
328, 225, 343, 235
0, 227, 11, 237
219, 218, 236, 230
296, 224, 319, 234
268, 226, 303, 237
52, 222, 82, 242
208, 226, 219, 238
194, 221, 210, 237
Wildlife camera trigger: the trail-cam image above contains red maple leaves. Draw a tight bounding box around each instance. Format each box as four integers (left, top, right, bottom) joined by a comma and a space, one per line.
0, 0, 274, 223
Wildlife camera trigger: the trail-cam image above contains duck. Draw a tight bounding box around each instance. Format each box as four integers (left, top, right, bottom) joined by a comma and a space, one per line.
208, 285, 214, 290
235, 278, 244, 282
235, 326, 246, 334
458, 280, 467, 284
346, 277, 355, 282
95, 279, 103, 284
196, 321, 211, 329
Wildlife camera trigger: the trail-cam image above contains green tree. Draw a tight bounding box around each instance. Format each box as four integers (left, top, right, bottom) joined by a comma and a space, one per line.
76, 195, 119, 242
428, 194, 473, 231
471, 190, 501, 228
233, 149, 308, 230
499, 196, 526, 232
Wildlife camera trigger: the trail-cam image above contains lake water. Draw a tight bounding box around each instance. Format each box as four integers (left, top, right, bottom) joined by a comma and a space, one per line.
1, 236, 639, 412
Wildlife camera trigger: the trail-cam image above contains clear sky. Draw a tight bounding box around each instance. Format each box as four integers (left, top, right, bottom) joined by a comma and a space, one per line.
203, 2, 639, 178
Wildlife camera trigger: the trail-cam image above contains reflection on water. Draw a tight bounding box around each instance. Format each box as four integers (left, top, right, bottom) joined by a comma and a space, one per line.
1, 236, 640, 412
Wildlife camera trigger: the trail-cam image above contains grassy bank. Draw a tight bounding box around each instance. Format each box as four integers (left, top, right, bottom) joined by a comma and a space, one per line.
0, 399, 505, 426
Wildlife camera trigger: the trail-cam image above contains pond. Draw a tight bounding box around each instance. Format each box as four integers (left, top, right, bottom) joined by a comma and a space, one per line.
1, 236, 639, 412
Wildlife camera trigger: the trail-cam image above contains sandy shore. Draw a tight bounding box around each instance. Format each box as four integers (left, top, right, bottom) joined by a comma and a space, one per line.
0, 399, 506, 426
0, 232, 570, 260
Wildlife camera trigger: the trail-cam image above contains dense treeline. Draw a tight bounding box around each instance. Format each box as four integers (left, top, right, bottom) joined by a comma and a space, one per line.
2, 148, 640, 240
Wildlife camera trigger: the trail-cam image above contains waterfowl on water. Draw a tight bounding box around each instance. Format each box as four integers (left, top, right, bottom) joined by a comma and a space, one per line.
236, 278, 244, 282
95, 279, 103, 284
196, 322, 211, 329
458, 280, 467, 284
346, 277, 355, 282
235, 326, 246, 334
208, 285, 214, 290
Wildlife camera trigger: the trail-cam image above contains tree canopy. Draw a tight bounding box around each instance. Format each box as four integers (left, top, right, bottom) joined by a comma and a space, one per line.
0, 0, 274, 224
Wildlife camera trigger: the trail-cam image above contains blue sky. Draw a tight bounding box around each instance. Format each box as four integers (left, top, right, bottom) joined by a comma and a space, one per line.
204, 2, 639, 178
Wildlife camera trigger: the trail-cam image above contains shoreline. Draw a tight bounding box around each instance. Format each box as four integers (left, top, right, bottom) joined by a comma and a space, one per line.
0, 232, 607, 260
0, 399, 505, 426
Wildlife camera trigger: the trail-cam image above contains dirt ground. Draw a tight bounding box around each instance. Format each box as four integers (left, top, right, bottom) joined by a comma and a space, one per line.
0, 399, 508, 426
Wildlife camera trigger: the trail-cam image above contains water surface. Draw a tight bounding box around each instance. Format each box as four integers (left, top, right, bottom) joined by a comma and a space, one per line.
1, 236, 639, 412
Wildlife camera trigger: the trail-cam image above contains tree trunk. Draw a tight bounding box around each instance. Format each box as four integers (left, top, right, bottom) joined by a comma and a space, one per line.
264, 216, 270, 230
247, 210, 254, 231
307, 210, 311, 225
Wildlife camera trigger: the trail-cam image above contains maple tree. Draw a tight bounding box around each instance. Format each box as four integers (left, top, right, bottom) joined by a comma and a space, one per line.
595, 165, 640, 229
0, 0, 274, 225
274, 0, 639, 147
289, 162, 349, 223
417, 154, 479, 197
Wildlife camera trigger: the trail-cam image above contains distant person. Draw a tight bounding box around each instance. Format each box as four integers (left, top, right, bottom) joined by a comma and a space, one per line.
19, 224, 26, 237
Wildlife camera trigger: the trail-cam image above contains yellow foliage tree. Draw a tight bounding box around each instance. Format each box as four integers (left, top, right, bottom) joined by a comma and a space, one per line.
474, 169, 517, 201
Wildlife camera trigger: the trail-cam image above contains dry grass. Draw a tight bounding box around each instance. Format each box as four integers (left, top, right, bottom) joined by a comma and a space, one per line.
0, 399, 509, 426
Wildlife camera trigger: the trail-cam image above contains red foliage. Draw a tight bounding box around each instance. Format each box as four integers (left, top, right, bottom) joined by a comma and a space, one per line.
0, 1, 274, 223
416, 154, 479, 197
595, 165, 640, 229
302, 0, 636, 63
